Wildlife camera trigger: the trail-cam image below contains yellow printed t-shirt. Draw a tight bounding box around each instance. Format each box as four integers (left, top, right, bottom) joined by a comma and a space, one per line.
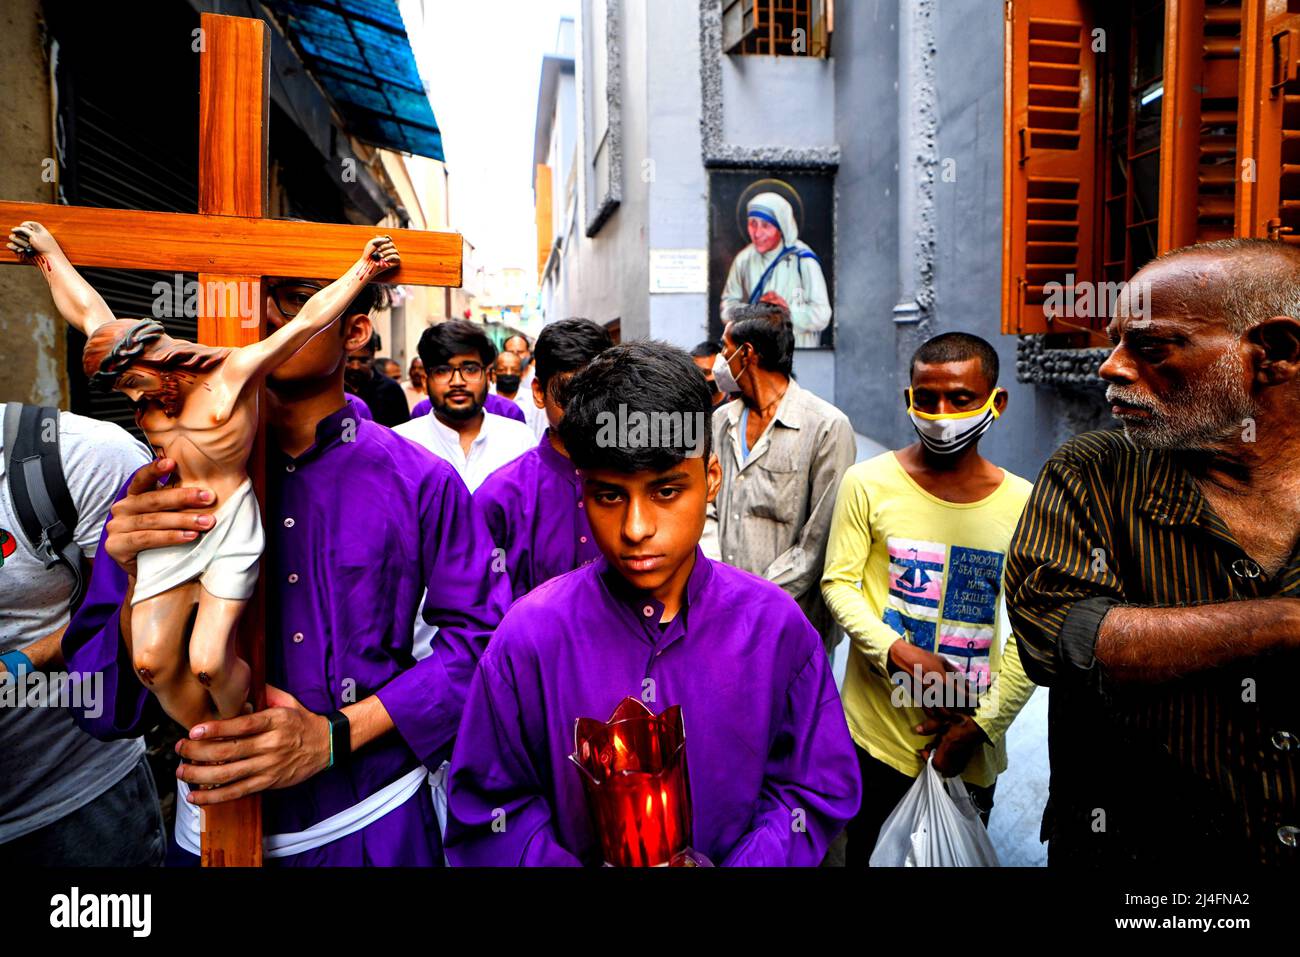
821, 451, 1037, 788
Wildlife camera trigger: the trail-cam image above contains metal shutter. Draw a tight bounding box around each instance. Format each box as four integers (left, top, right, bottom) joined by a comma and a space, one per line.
50, 2, 199, 437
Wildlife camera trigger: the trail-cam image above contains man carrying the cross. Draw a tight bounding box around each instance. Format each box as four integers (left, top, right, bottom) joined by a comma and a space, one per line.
61, 260, 511, 865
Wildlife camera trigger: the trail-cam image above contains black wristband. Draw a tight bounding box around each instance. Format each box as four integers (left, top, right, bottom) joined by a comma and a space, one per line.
326, 709, 351, 768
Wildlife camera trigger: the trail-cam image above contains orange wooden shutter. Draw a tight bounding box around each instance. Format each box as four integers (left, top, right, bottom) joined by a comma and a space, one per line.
1161, 1, 1245, 250
536, 163, 553, 282
1002, 0, 1099, 335
1238, 1, 1300, 244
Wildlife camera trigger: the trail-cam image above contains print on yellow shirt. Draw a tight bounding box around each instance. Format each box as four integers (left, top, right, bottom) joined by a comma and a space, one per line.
885, 537, 1005, 693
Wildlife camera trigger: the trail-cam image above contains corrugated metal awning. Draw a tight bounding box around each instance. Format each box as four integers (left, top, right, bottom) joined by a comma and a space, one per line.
263, 0, 445, 161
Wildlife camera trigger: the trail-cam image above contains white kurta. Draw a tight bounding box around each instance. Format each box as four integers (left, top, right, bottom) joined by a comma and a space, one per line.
393, 411, 535, 493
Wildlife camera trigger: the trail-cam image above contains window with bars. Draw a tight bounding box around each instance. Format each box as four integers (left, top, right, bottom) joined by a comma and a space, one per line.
722, 0, 832, 57
1240, 2, 1300, 244
1003, 0, 1097, 337
1098, 2, 1166, 288
1002, 0, 1270, 338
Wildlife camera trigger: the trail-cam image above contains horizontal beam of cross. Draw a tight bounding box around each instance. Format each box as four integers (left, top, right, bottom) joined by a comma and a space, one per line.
0, 201, 462, 287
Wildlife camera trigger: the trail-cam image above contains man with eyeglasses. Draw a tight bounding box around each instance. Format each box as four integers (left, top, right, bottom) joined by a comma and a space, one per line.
395, 320, 535, 492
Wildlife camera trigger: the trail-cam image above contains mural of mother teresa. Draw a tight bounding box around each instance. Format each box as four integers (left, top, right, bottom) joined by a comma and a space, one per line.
720, 192, 831, 349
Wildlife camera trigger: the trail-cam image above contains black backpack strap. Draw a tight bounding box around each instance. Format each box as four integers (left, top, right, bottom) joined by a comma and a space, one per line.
4, 404, 86, 610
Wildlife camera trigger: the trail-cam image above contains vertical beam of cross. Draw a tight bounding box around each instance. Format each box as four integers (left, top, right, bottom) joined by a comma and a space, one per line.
195, 12, 270, 867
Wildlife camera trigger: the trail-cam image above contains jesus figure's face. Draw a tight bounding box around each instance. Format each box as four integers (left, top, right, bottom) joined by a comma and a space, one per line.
116, 366, 184, 418
115, 367, 164, 404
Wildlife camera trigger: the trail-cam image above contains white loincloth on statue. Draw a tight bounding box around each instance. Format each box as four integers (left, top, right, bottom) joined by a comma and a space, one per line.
132, 477, 263, 605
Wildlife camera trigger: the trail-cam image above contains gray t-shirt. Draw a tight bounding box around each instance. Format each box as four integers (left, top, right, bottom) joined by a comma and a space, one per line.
0, 410, 150, 842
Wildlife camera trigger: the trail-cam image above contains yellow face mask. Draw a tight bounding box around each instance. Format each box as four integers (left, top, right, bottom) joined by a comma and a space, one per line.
906, 388, 1003, 421
906, 388, 1003, 454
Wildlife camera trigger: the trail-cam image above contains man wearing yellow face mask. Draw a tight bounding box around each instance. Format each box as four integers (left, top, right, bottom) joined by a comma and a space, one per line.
821, 332, 1038, 866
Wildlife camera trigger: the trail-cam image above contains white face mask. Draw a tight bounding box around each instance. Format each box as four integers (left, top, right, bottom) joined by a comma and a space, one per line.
712, 346, 743, 396
906, 388, 1002, 456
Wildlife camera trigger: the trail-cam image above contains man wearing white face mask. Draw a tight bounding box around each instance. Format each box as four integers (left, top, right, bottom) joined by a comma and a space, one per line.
707, 303, 856, 653
821, 332, 1037, 867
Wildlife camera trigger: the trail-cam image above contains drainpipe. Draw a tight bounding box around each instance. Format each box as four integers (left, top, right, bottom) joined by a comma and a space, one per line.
892, 0, 936, 326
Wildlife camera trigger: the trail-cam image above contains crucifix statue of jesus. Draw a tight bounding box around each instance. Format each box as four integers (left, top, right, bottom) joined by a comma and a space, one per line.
0, 10, 461, 865
9, 220, 400, 728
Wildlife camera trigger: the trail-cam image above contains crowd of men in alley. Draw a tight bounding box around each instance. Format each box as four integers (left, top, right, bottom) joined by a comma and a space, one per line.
2, 222, 1299, 867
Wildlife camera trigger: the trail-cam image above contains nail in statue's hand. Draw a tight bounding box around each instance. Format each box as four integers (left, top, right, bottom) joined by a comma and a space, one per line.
362, 235, 401, 275
7, 221, 59, 258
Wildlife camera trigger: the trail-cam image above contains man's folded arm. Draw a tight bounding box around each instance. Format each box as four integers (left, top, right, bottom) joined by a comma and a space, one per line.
1007, 454, 1300, 688
1095, 600, 1300, 684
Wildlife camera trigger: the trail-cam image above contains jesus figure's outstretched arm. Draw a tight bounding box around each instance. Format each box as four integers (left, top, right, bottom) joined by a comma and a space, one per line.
225, 235, 400, 388
7, 221, 116, 336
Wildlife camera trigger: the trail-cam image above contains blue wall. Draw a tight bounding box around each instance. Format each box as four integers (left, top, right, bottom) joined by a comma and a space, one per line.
832, 0, 1108, 482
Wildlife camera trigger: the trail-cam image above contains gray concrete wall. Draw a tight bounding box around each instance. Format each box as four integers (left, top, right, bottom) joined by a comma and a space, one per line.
832, 0, 1105, 483
555, 71, 577, 213
645, 0, 708, 347
721, 53, 836, 149
0, 0, 64, 406
930, 0, 1104, 481
831, 0, 902, 444
561, 0, 650, 337
550, 0, 1104, 484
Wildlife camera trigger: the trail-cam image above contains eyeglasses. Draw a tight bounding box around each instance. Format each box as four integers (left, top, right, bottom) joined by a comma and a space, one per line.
429, 362, 485, 383
268, 282, 325, 319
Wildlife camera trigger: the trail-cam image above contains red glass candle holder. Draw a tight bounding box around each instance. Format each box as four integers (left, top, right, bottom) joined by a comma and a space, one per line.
570, 697, 692, 867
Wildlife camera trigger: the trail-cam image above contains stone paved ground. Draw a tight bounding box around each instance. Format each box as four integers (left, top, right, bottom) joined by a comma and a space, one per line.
986, 686, 1049, 866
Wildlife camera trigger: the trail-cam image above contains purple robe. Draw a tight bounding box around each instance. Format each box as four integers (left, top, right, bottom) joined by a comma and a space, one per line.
444, 548, 861, 866
63, 399, 511, 866
472, 431, 602, 600
350, 394, 373, 420
410, 393, 525, 423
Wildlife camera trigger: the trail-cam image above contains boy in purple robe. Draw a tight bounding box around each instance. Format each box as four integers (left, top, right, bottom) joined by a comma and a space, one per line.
62, 278, 511, 866
444, 341, 861, 866
473, 318, 613, 600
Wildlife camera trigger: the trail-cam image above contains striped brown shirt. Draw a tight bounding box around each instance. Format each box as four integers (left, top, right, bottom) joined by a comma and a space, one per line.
1006, 429, 1299, 866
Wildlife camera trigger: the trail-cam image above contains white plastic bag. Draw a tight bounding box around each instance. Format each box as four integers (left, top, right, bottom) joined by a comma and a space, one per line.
868, 756, 1000, 867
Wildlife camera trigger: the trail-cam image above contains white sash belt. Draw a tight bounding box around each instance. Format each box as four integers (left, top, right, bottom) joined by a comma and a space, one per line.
175, 761, 449, 859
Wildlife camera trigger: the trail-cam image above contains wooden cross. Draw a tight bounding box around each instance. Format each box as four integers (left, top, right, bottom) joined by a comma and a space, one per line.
0, 13, 461, 866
